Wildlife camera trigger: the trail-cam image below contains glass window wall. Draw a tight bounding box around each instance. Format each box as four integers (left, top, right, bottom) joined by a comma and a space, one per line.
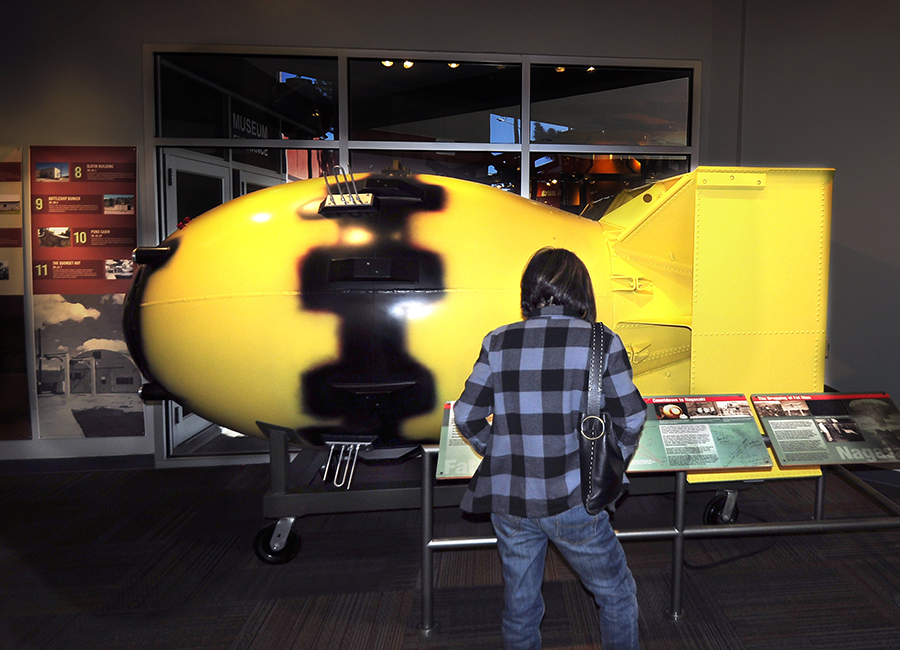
348, 59, 521, 144
156, 50, 695, 198
157, 53, 339, 141
530, 65, 692, 147
531, 153, 690, 218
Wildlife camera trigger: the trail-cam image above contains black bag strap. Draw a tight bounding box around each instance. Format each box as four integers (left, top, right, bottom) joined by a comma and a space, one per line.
581, 322, 606, 441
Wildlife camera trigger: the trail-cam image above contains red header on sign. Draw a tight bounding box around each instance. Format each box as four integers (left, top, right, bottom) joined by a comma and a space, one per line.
647, 395, 745, 404
753, 393, 891, 403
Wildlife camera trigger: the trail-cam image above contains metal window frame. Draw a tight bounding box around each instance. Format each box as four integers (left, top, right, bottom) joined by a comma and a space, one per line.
144, 44, 700, 201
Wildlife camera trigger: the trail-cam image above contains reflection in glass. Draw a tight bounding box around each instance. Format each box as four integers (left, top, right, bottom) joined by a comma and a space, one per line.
349, 150, 521, 192
283, 149, 336, 181
157, 53, 338, 140
530, 65, 692, 146
349, 59, 521, 144
175, 170, 223, 223
530, 154, 689, 218
228, 145, 335, 183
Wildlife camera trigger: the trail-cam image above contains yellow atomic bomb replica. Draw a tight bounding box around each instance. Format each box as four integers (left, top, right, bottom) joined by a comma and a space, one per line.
123, 167, 833, 447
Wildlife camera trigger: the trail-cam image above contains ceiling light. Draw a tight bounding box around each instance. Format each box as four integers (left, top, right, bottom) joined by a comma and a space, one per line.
403, 60, 414, 69
587, 66, 595, 72
555, 66, 565, 73
448, 62, 459, 69
381, 60, 394, 67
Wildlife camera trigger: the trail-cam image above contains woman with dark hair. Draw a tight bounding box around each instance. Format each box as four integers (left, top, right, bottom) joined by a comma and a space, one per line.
519, 246, 597, 322
453, 247, 646, 650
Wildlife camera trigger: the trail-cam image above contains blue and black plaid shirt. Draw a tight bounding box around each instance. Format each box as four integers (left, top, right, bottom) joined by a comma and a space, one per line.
453, 306, 646, 517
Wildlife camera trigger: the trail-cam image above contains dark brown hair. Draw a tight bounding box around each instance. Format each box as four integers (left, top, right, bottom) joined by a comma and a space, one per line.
520, 247, 596, 322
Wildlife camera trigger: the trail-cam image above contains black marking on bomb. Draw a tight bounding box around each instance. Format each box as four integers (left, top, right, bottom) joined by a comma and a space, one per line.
298, 176, 447, 445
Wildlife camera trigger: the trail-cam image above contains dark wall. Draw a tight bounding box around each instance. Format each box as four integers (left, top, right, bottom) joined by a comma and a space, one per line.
738, 0, 900, 399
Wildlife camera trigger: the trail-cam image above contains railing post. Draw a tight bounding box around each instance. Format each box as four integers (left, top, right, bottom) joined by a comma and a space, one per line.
814, 471, 827, 520
669, 471, 687, 621
420, 447, 437, 636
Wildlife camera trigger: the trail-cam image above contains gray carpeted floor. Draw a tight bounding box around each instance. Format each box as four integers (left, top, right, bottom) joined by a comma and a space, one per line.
1, 460, 899, 649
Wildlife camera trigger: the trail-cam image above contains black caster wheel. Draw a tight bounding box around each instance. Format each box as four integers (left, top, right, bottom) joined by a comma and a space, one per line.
703, 492, 739, 525
254, 523, 301, 564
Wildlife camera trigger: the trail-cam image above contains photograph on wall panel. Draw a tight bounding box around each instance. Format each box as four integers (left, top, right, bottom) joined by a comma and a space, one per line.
33, 293, 143, 438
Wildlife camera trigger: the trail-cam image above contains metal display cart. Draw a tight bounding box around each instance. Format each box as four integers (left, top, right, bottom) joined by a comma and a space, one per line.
253, 427, 467, 563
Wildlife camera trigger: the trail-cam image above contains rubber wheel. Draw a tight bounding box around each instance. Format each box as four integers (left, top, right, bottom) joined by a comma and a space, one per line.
253, 523, 301, 564
703, 494, 739, 525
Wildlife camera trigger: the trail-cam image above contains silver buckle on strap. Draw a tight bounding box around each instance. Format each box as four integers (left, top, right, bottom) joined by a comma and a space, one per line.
580, 414, 606, 441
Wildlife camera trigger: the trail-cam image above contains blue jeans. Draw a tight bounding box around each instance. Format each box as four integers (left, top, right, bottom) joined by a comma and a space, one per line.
491, 506, 640, 650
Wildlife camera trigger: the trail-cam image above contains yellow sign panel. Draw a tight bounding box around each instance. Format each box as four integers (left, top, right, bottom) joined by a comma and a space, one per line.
687, 448, 822, 484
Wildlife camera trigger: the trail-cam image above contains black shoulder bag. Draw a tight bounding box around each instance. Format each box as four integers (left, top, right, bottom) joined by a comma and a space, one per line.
579, 323, 627, 515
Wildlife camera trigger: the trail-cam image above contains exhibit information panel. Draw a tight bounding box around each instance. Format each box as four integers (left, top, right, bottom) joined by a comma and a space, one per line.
30, 146, 137, 294
752, 393, 900, 466
632, 395, 772, 472
436, 402, 483, 479
436, 395, 773, 479
29, 146, 144, 439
